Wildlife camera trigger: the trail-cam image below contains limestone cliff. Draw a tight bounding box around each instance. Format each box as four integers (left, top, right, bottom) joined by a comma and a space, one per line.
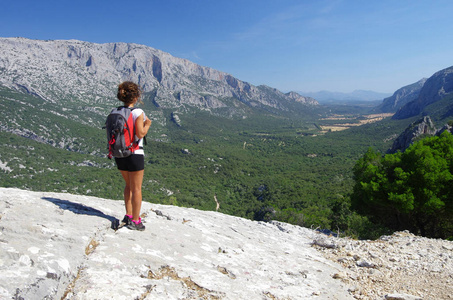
374, 78, 426, 113
0, 37, 318, 117
388, 116, 453, 153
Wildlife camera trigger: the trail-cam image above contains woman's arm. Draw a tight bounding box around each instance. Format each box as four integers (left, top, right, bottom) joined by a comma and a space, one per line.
135, 113, 151, 139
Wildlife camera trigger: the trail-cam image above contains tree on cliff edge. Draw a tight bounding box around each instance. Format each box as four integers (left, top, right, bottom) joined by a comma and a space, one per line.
351, 131, 453, 239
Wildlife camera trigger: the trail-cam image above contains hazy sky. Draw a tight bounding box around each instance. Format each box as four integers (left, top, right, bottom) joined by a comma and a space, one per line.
2, 0, 453, 93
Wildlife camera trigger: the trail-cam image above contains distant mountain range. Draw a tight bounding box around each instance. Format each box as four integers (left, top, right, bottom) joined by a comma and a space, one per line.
1, 37, 452, 133
302, 66, 453, 123
298, 90, 392, 103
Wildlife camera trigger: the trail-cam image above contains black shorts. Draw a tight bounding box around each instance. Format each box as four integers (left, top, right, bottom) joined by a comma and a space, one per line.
115, 154, 145, 172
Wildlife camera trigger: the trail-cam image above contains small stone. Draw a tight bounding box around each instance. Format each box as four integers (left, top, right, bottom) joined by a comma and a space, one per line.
19, 255, 33, 267
385, 293, 422, 300
312, 237, 338, 249
357, 260, 375, 268
332, 272, 347, 279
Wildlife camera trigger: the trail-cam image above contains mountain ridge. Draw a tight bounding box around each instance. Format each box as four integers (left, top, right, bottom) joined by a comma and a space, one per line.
0, 37, 318, 119
392, 66, 453, 120
298, 90, 391, 103
374, 78, 427, 113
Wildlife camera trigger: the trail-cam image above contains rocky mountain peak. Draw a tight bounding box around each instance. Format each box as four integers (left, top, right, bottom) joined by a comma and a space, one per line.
392, 66, 453, 119
375, 78, 427, 113
0, 37, 318, 117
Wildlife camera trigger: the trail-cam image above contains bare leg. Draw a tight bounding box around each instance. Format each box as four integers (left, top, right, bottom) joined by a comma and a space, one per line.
120, 170, 133, 216
127, 170, 144, 222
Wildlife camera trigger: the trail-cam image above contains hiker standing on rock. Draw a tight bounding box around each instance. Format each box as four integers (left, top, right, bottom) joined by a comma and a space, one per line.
114, 81, 151, 230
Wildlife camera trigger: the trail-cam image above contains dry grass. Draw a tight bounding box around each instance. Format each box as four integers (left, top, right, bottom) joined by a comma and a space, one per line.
84, 238, 99, 256
147, 265, 224, 299
61, 267, 84, 300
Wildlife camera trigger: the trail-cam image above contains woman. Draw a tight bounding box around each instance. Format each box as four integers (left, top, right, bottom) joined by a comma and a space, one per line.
115, 81, 152, 231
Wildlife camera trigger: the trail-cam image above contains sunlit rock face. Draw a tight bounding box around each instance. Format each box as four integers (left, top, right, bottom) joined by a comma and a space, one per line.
393, 66, 453, 119
0, 37, 318, 115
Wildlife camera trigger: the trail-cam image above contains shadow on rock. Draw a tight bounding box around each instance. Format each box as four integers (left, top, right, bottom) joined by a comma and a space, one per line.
42, 197, 120, 229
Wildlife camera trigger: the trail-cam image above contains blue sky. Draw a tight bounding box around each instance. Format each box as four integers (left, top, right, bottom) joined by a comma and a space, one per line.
2, 0, 453, 93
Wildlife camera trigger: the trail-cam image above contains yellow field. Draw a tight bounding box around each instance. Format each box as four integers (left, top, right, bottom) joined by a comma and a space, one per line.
320, 113, 394, 132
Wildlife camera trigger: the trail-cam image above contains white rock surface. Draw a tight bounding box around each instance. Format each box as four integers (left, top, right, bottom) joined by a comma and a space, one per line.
3, 187, 452, 299
0, 188, 352, 299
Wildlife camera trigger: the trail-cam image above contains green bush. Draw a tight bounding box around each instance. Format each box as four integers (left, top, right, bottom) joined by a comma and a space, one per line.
351, 131, 453, 239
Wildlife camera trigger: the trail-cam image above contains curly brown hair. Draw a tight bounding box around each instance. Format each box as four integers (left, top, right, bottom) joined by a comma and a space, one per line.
117, 81, 142, 105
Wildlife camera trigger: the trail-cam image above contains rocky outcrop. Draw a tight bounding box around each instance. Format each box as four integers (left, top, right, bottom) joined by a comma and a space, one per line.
0, 37, 318, 118
374, 78, 426, 113
387, 116, 453, 153
314, 230, 453, 300
387, 116, 436, 153
436, 122, 453, 136
285, 91, 318, 105
393, 66, 453, 119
